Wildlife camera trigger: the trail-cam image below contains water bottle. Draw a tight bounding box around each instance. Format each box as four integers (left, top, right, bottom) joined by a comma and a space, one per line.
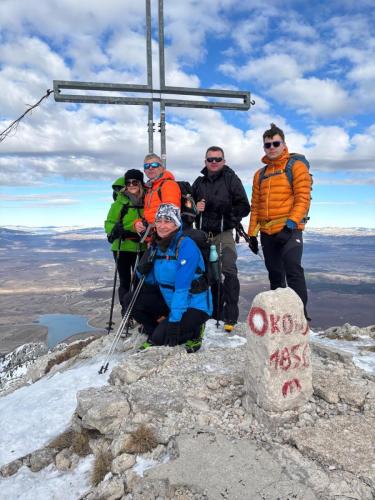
209, 244, 218, 263
208, 244, 220, 283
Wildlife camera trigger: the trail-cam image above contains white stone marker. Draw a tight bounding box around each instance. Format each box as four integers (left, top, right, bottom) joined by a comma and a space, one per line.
244, 287, 312, 412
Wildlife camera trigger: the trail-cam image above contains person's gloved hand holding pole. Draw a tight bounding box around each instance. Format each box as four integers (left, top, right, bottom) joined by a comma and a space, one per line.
248, 236, 259, 254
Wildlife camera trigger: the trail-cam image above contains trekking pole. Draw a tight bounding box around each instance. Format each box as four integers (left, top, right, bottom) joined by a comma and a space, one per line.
105, 237, 122, 335
236, 223, 264, 261
98, 246, 157, 374
216, 216, 224, 329
129, 223, 154, 291
124, 224, 154, 337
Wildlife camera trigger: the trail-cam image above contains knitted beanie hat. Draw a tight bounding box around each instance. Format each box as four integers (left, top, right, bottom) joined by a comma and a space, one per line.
155, 203, 182, 228
124, 169, 144, 184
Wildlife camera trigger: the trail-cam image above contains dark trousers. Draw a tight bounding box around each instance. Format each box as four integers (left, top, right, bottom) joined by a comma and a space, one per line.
260, 231, 308, 316
211, 230, 239, 324
113, 251, 142, 315
132, 284, 209, 345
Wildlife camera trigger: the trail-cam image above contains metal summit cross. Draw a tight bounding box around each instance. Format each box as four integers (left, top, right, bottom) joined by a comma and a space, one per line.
53, 0, 253, 165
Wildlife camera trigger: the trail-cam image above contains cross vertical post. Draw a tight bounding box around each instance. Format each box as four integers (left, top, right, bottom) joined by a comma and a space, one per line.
53, 0, 253, 166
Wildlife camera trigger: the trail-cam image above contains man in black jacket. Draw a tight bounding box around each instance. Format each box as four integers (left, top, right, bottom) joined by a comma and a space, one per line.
192, 146, 250, 331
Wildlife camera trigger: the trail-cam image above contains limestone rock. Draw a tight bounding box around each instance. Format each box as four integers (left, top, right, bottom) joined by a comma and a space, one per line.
314, 367, 369, 407
76, 386, 130, 436
109, 348, 172, 386
95, 476, 125, 500
290, 415, 375, 481
146, 431, 317, 499
111, 452, 136, 474
0, 459, 23, 477
131, 478, 174, 500
324, 323, 375, 341
55, 449, 79, 471
244, 287, 312, 412
77, 337, 104, 359
111, 433, 133, 457
29, 447, 56, 472
127, 382, 185, 417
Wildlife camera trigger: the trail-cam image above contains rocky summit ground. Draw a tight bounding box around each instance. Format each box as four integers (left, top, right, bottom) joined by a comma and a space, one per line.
0, 322, 374, 500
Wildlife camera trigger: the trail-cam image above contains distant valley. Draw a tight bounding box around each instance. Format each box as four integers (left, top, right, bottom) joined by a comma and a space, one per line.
0, 226, 374, 354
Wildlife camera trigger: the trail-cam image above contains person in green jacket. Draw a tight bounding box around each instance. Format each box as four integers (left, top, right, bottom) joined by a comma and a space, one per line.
105, 169, 146, 316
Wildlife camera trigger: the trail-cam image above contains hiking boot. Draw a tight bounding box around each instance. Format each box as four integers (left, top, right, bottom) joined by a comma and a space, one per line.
224, 321, 236, 332
185, 323, 205, 353
138, 340, 154, 351
185, 338, 202, 353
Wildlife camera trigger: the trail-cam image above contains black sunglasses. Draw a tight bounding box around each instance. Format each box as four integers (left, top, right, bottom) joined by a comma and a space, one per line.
125, 179, 140, 187
206, 157, 223, 163
264, 141, 282, 149
144, 162, 162, 169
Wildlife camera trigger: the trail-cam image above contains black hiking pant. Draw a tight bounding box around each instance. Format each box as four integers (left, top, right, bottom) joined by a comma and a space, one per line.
113, 251, 143, 316
211, 230, 239, 324
260, 230, 309, 318
132, 284, 209, 344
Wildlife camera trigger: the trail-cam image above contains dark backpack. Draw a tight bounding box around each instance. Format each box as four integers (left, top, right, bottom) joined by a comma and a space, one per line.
173, 228, 219, 287
258, 153, 313, 223
155, 228, 211, 281
157, 180, 198, 226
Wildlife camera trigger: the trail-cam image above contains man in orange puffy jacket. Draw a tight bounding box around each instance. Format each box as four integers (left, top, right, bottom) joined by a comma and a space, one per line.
247, 123, 312, 320
134, 153, 181, 233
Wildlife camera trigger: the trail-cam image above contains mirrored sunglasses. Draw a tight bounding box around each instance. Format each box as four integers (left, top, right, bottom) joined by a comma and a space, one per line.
125, 179, 140, 187
206, 157, 223, 163
144, 162, 162, 170
264, 141, 282, 149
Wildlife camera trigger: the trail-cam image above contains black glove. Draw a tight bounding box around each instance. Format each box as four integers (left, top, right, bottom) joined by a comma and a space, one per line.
248, 236, 259, 254
108, 221, 127, 243
164, 322, 180, 347
275, 226, 293, 245
137, 247, 155, 276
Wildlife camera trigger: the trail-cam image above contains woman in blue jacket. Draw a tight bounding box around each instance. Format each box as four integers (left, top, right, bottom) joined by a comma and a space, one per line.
133, 203, 212, 351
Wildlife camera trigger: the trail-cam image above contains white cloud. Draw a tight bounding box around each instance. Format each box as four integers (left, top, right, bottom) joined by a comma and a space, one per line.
220, 54, 302, 84
273, 77, 351, 117
279, 18, 317, 39
230, 16, 269, 53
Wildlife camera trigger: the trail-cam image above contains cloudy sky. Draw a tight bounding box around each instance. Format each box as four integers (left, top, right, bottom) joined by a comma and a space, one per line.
0, 0, 374, 228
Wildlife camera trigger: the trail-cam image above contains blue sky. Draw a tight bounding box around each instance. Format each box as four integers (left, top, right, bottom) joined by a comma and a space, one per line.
0, 0, 374, 228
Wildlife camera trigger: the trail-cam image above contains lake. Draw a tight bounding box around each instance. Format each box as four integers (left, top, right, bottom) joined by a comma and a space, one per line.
38, 314, 101, 348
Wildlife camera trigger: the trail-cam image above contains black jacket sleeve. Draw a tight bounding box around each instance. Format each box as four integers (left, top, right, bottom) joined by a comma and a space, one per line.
227, 173, 250, 222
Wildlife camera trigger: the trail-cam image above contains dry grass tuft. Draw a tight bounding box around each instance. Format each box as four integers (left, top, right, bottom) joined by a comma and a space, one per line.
71, 430, 91, 457
48, 429, 74, 451
45, 337, 96, 374
127, 424, 158, 454
91, 449, 112, 486
48, 428, 91, 457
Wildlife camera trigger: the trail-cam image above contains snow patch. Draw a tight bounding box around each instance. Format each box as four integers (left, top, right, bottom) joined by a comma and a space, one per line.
0, 356, 110, 466
0, 456, 94, 500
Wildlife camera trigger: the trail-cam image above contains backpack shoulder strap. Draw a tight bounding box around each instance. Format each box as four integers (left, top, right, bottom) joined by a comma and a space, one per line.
258, 166, 268, 188
285, 153, 310, 188
156, 178, 172, 202
155, 235, 185, 261
119, 200, 130, 221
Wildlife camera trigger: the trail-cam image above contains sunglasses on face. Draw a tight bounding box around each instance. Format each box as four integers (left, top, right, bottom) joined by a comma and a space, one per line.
264, 141, 282, 149
125, 179, 140, 187
144, 162, 162, 170
206, 157, 223, 163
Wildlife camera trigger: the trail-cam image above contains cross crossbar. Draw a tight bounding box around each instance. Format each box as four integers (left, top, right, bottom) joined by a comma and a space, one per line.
53, 0, 253, 163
